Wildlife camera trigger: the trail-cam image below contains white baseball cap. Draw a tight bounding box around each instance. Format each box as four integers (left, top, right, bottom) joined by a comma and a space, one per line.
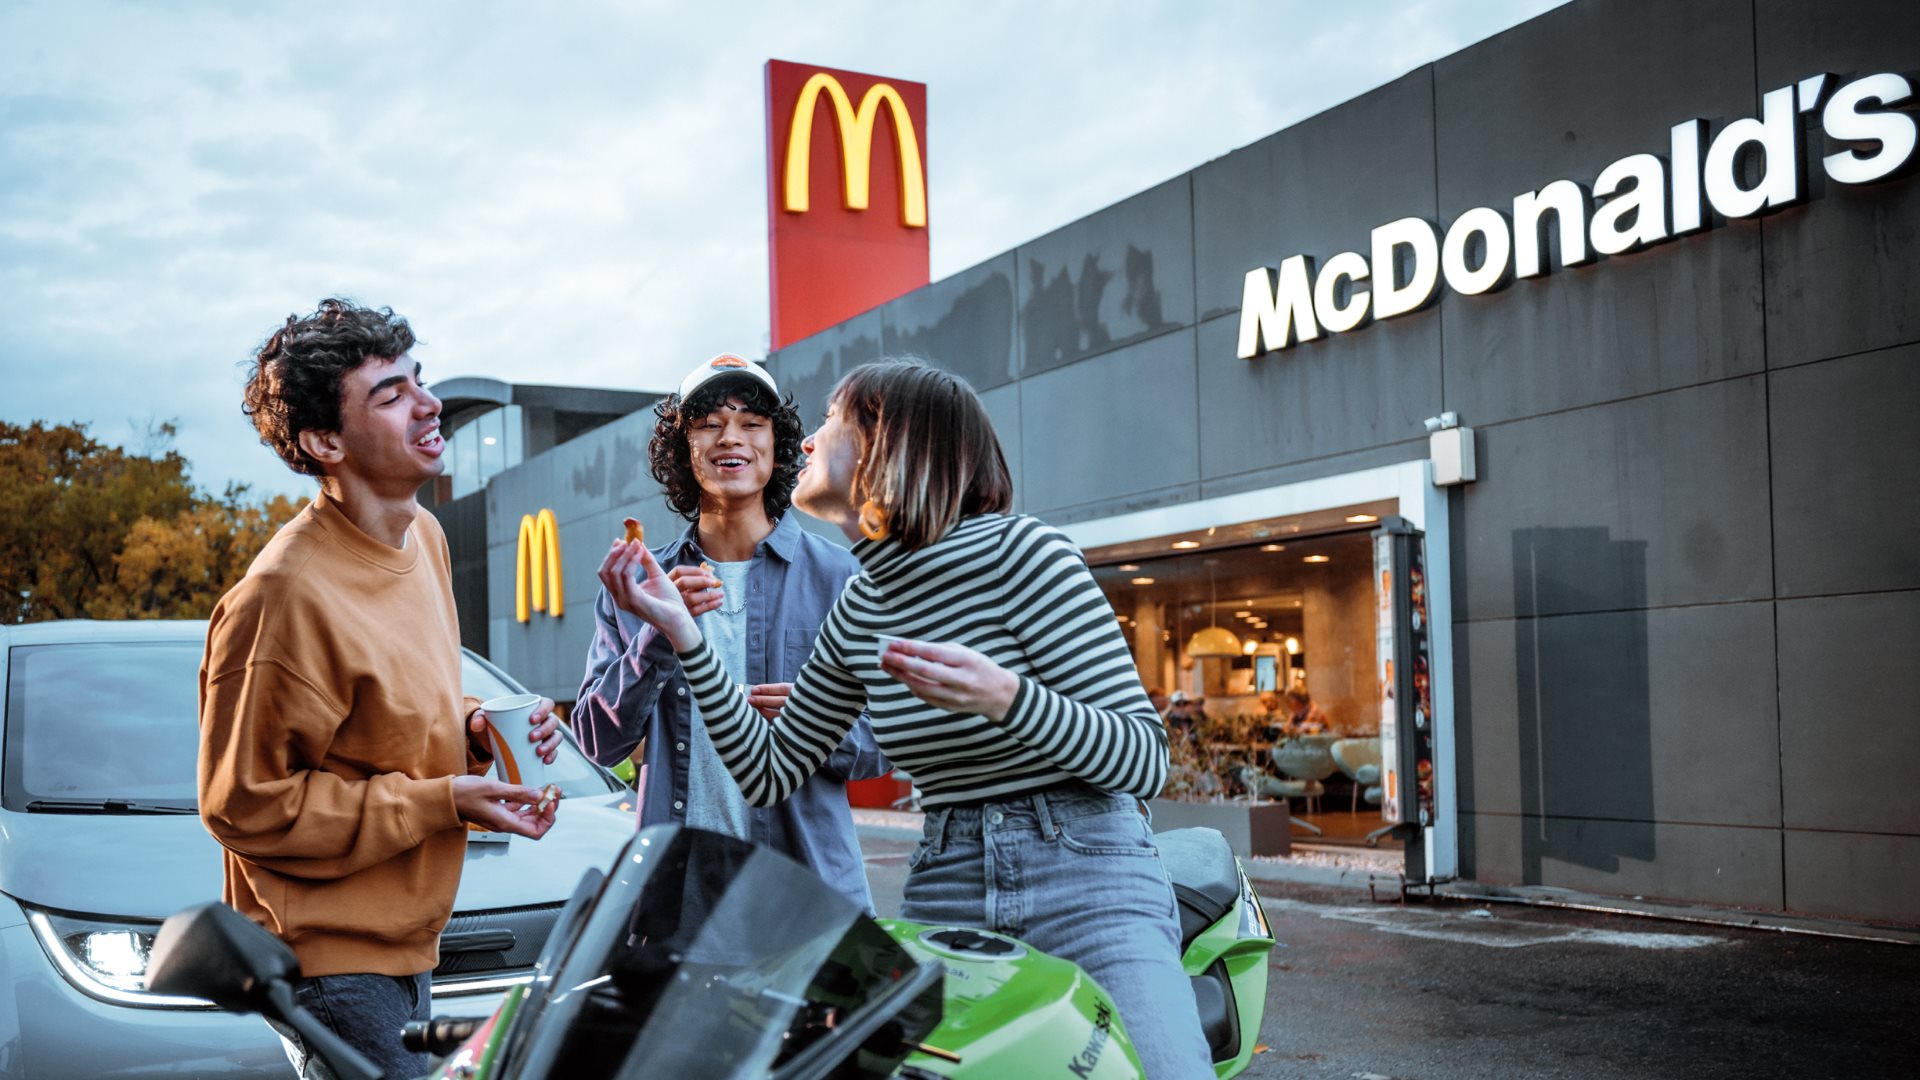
678, 353, 779, 402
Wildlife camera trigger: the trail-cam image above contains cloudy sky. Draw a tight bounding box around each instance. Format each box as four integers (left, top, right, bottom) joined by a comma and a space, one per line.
2, 0, 1561, 500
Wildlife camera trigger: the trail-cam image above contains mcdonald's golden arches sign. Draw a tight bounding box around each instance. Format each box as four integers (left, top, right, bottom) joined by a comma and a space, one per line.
765, 60, 930, 349
515, 509, 563, 623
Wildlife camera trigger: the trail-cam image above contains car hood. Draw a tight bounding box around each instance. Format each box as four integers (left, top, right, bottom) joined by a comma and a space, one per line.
0, 792, 637, 920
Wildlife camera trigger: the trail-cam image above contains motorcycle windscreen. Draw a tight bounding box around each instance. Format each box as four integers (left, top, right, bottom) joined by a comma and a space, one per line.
539, 826, 923, 1080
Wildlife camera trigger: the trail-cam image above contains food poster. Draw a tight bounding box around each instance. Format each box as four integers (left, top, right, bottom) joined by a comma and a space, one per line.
1375, 527, 1437, 829
1407, 539, 1435, 828
1375, 533, 1400, 823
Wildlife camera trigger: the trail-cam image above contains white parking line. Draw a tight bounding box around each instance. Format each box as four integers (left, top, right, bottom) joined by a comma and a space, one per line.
1259, 896, 1723, 950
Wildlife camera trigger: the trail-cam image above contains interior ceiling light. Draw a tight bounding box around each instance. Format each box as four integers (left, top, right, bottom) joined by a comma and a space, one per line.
1303, 555, 1331, 563
1184, 560, 1241, 658
1345, 513, 1379, 523
1285, 637, 1300, 654
1171, 540, 1201, 550
1118, 564, 1141, 571
1241, 639, 1259, 655
1260, 544, 1286, 552
1131, 577, 1155, 585
1186, 626, 1241, 657
1234, 610, 1252, 618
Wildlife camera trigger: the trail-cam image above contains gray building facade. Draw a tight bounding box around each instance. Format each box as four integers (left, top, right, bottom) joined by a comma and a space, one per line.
454, 0, 1919, 926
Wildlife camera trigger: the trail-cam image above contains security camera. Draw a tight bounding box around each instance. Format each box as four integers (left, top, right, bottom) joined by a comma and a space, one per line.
1422, 412, 1459, 433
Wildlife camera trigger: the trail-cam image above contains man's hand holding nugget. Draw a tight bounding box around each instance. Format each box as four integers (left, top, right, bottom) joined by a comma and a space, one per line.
452, 775, 558, 838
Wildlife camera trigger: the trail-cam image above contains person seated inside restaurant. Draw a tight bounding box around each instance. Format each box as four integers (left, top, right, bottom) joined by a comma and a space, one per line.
1261, 688, 1330, 741
1165, 690, 1208, 743
1255, 691, 1283, 724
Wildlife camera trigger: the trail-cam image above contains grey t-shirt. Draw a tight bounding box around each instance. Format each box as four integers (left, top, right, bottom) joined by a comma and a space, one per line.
685, 559, 754, 838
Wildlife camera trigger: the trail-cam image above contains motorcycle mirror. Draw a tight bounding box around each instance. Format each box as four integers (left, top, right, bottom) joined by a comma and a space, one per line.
149, 901, 299, 1012
150, 902, 387, 1080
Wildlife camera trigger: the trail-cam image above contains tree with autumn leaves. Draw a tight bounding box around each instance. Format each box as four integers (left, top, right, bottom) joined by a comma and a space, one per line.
1, 420, 304, 623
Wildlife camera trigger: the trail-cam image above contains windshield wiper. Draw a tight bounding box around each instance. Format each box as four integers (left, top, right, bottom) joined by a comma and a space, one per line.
24, 798, 198, 815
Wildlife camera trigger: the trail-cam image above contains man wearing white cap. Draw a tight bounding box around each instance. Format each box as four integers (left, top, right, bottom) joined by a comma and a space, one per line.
575, 354, 887, 910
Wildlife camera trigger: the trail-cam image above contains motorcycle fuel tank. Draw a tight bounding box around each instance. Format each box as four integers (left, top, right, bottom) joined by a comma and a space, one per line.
882, 921, 1146, 1079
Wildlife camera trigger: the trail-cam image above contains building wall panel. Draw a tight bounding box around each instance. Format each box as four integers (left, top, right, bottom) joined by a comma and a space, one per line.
1456, 603, 1779, 828
1018, 327, 1200, 518
1014, 177, 1194, 378
1756, 0, 1920, 368
1463, 811, 1784, 910
1452, 377, 1774, 622
1784, 830, 1920, 925
1769, 345, 1920, 597
1778, 590, 1920, 836
881, 252, 1020, 392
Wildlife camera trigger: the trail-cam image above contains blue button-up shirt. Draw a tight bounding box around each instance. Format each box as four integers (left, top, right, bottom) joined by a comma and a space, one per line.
574, 512, 889, 910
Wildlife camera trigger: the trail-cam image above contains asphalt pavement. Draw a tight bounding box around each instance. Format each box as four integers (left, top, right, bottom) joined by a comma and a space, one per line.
854, 819, 1919, 1080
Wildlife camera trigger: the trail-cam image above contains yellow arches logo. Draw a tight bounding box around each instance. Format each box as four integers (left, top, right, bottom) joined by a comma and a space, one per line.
783, 72, 927, 228
515, 509, 563, 623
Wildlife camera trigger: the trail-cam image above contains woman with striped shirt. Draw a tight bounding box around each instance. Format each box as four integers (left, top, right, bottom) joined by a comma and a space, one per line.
598, 360, 1213, 1077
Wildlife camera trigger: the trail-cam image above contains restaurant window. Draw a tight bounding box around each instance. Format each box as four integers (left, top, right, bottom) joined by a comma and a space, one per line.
448, 404, 524, 500
1093, 527, 1390, 847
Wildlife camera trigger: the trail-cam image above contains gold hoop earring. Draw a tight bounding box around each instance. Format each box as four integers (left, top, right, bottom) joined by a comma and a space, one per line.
858, 499, 890, 542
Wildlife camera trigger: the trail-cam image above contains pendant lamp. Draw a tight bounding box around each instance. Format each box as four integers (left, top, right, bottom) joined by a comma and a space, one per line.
1185, 559, 1242, 658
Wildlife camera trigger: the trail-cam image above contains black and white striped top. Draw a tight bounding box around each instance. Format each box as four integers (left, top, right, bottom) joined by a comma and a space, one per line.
677, 513, 1168, 809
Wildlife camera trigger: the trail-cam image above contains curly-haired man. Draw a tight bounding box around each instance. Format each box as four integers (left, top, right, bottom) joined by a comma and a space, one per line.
576, 353, 887, 911
199, 299, 562, 1077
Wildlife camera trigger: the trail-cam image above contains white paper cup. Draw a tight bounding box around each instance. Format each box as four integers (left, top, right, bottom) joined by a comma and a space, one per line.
480, 693, 548, 790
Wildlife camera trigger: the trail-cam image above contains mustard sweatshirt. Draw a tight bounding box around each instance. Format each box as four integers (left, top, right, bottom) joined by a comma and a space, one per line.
198, 490, 488, 978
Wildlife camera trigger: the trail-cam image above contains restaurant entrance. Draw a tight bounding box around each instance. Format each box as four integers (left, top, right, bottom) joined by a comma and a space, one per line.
1090, 525, 1398, 850
1062, 460, 1457, 881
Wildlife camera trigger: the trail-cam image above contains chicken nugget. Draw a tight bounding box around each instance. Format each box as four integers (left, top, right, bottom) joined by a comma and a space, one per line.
622, 518, 644, 544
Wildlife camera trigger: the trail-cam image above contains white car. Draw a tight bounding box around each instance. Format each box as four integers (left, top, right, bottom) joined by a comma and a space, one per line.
0, 619, 637, 1079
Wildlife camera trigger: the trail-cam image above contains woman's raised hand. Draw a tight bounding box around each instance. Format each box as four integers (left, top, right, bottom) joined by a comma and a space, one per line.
879, 638, 1021, 722
597, 540, 703, 650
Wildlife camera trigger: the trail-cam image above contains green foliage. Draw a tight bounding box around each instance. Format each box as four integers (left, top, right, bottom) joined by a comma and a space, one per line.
0, 420, 305, 622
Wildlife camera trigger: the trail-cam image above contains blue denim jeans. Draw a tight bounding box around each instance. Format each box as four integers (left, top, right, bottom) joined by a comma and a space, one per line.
267, 971, 432, 1080
902, 785, 1214, 1079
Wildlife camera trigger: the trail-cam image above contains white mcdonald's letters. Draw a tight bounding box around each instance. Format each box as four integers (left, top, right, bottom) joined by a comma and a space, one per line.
1239, 69, 1919, 359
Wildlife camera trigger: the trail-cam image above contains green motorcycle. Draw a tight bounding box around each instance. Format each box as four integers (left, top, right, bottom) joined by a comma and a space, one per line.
881, 827, 1273, 1079
148, 825, 1272, 1079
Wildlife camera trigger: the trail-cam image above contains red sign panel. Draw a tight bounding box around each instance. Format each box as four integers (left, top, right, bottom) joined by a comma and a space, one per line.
765, 60, 930, 350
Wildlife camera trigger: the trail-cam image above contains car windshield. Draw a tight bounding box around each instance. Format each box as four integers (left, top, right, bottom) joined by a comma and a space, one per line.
2, 640, 614, 812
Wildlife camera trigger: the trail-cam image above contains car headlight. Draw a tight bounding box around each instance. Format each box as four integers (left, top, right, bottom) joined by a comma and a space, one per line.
25, 909, 214, 1009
